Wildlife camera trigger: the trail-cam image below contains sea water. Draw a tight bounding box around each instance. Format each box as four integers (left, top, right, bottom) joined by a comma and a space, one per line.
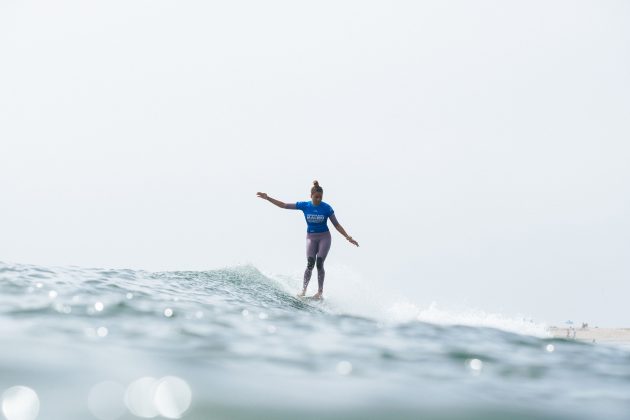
1, 261, 629, 420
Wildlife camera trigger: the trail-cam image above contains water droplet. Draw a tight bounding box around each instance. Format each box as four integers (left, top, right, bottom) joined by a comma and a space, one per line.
241, 309, 249, 317
126, 293, 133, 300
546, 344, 555, 353
48, 290, 58, 299
164, 308, 174, 318
1, 386, 40, 420
153, 376, 192, 419
467, 358, 483, 375
258, 312, 268, 320
124, 377, 159, 418
94, 302, 104, 312
124, 376, 192, 420
336, 361, 353, 375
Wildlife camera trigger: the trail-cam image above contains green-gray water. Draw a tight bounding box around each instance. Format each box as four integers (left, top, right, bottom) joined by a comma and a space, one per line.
1, 261, 629, 419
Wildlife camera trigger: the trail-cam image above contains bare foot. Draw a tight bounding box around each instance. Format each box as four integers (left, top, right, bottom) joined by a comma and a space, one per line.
311, 292, 323, 300
296, 291, 305, 298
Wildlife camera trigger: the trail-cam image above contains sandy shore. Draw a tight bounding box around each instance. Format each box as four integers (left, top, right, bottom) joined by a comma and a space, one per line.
549, 327, 630, 348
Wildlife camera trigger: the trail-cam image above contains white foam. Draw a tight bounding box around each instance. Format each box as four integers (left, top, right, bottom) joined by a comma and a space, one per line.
390, 301, 550, 337
263, 263, 550, 338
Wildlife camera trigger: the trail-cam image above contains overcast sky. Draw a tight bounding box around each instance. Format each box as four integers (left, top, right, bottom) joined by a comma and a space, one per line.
1, 0, 628, 326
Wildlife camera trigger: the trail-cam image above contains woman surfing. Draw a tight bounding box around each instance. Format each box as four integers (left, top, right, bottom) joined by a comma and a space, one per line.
257, 180, 359, 300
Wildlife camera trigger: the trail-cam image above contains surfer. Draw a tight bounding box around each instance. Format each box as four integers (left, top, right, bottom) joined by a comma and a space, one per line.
257, 180, 359, 300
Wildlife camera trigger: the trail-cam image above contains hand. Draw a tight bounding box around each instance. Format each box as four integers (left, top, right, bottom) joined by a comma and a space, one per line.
256, 192, 268, 200
346, 236, 359, 247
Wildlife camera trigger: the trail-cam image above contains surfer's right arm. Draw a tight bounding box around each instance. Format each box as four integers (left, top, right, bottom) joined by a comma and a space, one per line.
256, 192, 297, 209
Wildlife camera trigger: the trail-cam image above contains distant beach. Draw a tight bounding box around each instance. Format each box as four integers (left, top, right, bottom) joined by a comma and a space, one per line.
549, 327, 630, 349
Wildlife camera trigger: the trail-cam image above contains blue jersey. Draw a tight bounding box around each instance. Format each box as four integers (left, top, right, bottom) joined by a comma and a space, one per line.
296, 201, 334, 233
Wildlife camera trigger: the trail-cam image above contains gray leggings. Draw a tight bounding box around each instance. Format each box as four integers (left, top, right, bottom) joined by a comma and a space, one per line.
303, 230, 331, 293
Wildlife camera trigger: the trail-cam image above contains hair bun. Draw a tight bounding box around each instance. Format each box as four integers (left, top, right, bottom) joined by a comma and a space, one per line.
313, 180, 319, 186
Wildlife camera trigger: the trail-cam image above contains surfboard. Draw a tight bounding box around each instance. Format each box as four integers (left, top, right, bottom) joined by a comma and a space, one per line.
296, 294, 324, 302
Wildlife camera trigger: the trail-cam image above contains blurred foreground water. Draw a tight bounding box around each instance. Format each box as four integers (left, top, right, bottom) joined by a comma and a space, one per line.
1, 261, 629, 420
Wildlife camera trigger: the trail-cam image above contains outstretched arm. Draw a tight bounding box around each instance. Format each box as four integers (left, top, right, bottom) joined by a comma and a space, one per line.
330, 214, 359, 247
256, 192, 296, 209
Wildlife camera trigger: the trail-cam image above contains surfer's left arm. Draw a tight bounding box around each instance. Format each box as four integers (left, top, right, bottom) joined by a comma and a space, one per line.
330, 214, 359, 247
